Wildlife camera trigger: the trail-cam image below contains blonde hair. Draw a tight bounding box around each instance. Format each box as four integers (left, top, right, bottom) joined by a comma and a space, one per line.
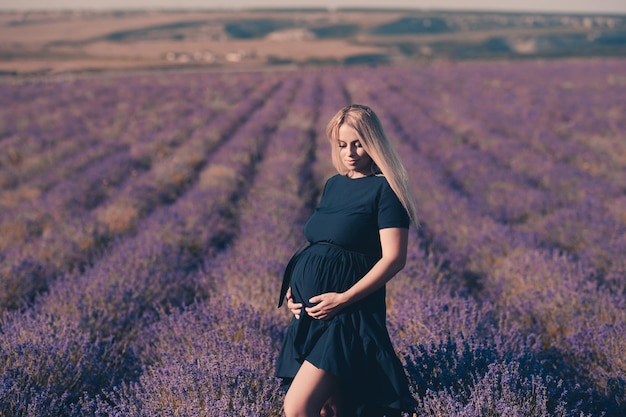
326, 104, 419, 227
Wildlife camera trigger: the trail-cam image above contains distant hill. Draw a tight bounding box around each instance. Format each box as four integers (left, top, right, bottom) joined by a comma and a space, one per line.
371, 16, 452, 35
0, 8, 625, 75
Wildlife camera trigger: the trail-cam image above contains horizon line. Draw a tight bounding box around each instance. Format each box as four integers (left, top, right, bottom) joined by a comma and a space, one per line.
1, 6, 625, 16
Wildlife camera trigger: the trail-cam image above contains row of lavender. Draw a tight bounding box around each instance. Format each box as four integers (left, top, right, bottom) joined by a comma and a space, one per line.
0, 73, 267, 311
1, 58, 625, 416
404, 61, 626, 281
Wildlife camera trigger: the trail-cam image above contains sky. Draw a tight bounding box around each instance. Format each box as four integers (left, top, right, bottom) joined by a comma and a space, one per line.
1, 0, 625, 15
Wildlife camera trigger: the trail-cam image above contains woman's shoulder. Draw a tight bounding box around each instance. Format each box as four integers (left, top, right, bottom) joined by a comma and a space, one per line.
372, 173, 389, 183
370, 174, 392, 190
323, 174, 342, 189
327, 173, 342, 182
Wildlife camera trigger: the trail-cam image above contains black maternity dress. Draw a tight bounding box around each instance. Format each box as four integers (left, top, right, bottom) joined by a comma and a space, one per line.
275, 174, 416, 416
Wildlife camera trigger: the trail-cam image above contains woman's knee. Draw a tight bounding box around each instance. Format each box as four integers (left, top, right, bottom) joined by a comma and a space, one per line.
283, 391, 310, 417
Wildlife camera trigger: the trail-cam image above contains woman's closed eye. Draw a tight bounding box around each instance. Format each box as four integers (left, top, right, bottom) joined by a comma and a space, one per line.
338, 141, 362, 148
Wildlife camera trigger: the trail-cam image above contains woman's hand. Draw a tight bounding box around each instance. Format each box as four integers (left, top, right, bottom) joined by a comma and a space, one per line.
285, 287, 303, 319
305, 292, 347, 320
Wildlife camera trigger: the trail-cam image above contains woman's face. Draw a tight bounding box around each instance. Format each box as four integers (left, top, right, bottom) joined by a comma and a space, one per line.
337, 124, 373, 178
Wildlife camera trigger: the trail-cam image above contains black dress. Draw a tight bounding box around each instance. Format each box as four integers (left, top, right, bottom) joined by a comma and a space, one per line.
275, 174, 416, 416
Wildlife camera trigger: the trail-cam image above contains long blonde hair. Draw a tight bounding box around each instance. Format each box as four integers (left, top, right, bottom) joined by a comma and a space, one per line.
326, 104, 419, 227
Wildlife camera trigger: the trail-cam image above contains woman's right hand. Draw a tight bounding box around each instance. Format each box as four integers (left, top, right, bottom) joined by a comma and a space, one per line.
285, 287, 303, 319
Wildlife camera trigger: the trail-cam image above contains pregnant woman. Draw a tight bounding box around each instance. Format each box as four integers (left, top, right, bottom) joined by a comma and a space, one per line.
275, 104, 418, 417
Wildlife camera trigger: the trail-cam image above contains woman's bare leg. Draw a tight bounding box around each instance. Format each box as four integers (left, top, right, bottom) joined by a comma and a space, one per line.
283, 361, 343, 417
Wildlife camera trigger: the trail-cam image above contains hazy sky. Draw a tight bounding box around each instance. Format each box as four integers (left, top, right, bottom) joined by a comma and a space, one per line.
1, 0, 625, 15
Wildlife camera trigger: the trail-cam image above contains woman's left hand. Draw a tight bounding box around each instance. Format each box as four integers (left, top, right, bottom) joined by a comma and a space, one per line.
305, 292, 347, 320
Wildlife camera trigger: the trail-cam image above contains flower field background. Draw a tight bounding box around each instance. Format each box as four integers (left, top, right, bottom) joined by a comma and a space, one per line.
1, 57, 625, 416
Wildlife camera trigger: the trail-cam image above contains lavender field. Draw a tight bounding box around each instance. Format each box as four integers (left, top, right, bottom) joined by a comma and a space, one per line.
1, 58, 625, 416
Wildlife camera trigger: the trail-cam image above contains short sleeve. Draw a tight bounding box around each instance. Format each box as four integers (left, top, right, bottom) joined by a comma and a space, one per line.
317, 176, 336, 205
378, 182, 410, 229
